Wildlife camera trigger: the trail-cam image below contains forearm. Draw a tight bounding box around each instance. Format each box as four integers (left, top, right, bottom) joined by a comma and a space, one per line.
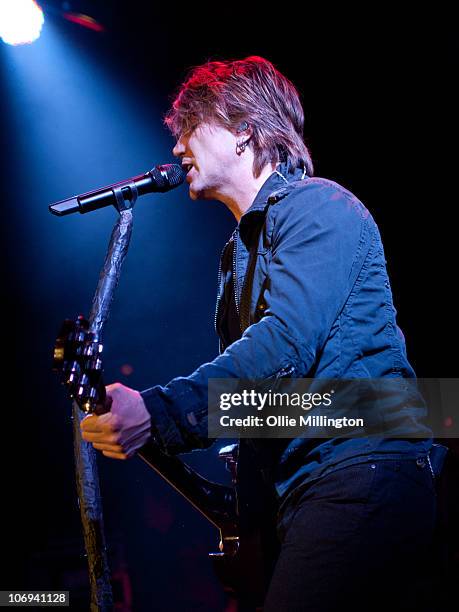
141, 314, 310, 455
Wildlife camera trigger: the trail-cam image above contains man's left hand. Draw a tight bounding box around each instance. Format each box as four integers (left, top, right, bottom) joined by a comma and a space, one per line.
81, 382, 151, 460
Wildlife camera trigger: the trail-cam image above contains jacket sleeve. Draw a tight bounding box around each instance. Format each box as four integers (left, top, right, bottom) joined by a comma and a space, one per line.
141, 181, 374, 454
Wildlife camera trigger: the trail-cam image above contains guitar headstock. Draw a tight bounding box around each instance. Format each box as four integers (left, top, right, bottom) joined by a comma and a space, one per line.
53, 315, 106, 414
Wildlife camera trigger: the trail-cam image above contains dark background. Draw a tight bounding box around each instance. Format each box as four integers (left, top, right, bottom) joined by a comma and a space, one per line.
1, 3, 456, 610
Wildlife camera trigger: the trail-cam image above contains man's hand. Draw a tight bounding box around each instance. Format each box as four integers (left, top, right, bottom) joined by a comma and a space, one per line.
81, 382, 151, 460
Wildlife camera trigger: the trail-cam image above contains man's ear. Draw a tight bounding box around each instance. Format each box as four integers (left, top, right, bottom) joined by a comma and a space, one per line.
235, 121, 253, 156
236, 121, 251, 135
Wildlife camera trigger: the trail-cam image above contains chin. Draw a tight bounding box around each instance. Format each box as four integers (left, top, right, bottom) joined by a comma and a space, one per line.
189, 183, 210, 201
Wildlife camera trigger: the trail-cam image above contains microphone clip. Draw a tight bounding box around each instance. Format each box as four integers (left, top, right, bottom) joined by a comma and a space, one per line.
112, 181, 138, 212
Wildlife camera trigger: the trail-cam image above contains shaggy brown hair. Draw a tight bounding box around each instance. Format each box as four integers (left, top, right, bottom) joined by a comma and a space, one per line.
164, 56, 314, 178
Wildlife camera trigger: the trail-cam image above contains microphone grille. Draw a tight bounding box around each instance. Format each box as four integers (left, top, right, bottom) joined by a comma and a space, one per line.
164, 163, 186, 186
151, 163, 186, 190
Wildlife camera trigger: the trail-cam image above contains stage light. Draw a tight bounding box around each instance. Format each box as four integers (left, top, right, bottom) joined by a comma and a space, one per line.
0, 0, 44, 46
62, 12, 105, 33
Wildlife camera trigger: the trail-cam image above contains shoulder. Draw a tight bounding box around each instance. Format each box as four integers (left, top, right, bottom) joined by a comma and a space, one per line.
271, 176, 371, 223
267, 177, 375, 247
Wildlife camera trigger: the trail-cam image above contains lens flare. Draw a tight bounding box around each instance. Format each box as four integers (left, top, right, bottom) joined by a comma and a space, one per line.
0, 0, 44, 46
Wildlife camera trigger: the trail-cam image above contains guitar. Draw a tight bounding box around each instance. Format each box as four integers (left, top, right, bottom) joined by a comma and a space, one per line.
53, 315, 279, 610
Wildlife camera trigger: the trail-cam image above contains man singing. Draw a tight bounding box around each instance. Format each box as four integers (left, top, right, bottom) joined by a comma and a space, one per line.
81, 57, 438, 611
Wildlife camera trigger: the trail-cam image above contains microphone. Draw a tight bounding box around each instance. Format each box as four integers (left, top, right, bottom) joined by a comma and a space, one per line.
49, 164, 186, 216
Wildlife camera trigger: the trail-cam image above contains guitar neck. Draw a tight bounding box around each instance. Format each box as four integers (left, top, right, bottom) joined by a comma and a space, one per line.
137, 440, 237, 532
59, 337, 238, 539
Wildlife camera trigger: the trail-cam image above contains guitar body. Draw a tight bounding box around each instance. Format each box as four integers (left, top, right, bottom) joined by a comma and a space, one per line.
212, 439, 280, 610
138, 437, 279, 610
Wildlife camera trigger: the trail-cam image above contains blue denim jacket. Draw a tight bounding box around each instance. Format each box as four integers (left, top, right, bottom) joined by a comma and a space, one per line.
141, 163, 432, 501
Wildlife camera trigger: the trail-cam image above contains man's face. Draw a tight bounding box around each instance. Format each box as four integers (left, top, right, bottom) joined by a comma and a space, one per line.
172, 123, 239, 201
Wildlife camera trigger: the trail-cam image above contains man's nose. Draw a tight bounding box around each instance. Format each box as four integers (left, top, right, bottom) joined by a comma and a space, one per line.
172, 138, 185, 157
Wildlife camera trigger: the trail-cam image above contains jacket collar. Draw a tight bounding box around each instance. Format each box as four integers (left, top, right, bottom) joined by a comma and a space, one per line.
240, 161, 308, 220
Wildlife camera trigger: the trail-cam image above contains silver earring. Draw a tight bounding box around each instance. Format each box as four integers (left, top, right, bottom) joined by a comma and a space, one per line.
236, 140, 248, 155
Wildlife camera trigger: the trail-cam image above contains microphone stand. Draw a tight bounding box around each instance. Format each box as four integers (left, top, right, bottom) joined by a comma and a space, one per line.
71, 187, 136, 611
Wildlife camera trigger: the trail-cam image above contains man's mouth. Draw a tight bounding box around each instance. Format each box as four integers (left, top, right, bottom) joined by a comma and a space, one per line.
182, 163, 194, 175
183, 162, 197, 184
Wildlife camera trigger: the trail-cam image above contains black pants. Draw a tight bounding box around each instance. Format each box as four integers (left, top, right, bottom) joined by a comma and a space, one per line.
263, 458, 441, 612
